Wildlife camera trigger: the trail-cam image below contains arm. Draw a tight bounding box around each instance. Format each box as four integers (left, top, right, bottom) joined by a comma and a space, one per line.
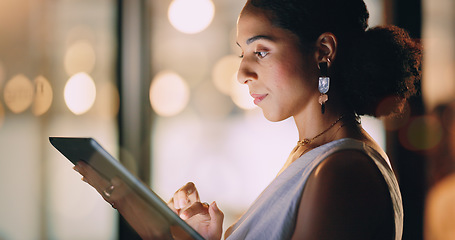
291, 150, 394, 240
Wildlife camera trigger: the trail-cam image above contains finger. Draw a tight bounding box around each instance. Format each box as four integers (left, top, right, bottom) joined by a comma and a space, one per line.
107, 177, 130, 202
74, 162, 111, 196
80, 163, 108, 190
73, 161, 89, 176
167, 198, 179, 214
180, 202, 209, 220
182, 182, 200, 204
173, 182, 199, 210
174, 190, 190, 210
208, 201, 224, 240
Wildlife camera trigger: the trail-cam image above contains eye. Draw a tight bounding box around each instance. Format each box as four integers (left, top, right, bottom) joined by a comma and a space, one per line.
254, 51, 269, 59
239, 53, 244, 58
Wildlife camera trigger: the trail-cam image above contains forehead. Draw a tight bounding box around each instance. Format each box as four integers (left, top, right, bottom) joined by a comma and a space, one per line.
236, 8, 297, 46
237, 9, 272, 35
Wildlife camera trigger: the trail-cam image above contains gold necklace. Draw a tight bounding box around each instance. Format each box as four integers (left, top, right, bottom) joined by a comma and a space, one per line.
297, 115, 344, 147
279, 115, 346, 174
280, 115, 345, 176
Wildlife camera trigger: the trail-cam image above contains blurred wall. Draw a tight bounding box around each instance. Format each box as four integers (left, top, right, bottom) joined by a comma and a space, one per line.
423, 0, 455, 239
0, 0, 118, 239
422, 0, 455, 111
2, 0, 453, 239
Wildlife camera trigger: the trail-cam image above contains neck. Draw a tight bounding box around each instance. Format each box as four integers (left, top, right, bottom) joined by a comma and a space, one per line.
294, 110, 358, 147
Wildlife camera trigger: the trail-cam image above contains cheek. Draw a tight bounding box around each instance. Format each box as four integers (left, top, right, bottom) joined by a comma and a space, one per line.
272, 64, 310, 91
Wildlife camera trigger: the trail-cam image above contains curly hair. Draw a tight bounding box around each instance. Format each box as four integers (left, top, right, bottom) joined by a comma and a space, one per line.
247, 0, 422, 117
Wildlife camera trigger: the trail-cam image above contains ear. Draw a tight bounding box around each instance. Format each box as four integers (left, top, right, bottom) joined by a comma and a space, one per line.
315, 32, 337, 66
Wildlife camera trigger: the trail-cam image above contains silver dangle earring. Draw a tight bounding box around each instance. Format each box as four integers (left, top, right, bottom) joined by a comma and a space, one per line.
318, 59, 330, 114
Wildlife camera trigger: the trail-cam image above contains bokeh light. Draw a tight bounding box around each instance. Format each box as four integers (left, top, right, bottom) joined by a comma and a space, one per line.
64, 40, 96, 76
150, 70, 190, 117
426, 173, 455, 240
3, 74, 34, 113
168, 0, 215, 34
230, 73, 256, 110
64, 72, 96, 115
399, 115, 443, 151
212, 55, 241, 96
32, 75, 53, 116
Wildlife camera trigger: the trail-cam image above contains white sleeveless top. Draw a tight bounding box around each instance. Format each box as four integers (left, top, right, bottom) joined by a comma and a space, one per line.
226, 138, 403, 240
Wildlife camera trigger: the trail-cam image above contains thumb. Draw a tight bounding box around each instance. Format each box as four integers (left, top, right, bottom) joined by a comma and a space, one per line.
208, 201, 224, 240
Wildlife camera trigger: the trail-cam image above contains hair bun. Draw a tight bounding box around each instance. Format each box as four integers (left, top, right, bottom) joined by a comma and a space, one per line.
337, 25, 422, 117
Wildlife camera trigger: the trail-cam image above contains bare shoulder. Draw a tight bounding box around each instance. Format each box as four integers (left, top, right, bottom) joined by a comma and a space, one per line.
312, 150, 384, 189
291, 149, 394, 240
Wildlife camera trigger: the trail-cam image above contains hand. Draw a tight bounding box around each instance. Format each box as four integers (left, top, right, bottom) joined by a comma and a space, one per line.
73, 162, 173, 239
73, 161, 129, 208
168, 183, 224, 240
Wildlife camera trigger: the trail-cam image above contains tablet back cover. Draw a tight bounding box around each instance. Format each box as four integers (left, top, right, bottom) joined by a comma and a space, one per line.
49, 137, 204, 240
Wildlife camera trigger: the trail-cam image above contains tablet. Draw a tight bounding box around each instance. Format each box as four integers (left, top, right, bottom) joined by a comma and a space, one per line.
49, 137, 204, 240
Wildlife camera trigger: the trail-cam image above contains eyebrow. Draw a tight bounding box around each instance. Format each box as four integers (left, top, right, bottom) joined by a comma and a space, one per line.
236, 35, 275, 47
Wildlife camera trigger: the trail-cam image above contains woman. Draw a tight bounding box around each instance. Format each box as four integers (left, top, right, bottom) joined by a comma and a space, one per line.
75, 0, 421, 239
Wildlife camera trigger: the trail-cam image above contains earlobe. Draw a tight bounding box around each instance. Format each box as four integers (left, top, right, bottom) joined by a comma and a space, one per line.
315, 32, 337, 65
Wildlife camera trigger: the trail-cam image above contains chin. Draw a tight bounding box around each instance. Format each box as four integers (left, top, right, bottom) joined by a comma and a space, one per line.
262, 110, 288, 122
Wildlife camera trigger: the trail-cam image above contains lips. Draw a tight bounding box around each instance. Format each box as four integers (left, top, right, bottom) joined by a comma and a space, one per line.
251, 93, 268, 105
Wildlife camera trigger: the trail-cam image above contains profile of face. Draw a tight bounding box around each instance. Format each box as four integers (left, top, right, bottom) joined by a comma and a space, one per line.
236, 5, 320, 122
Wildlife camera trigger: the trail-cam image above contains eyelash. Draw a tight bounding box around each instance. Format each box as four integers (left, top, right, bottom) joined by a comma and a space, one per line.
255, 51, 269, 58
238, 51, 269, 59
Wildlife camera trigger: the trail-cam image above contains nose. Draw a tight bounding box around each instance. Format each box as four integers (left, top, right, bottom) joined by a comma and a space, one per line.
237, 57, 257, 84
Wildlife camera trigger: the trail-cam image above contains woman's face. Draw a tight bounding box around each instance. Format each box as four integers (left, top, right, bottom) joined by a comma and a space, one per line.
236, 7, 319, 122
